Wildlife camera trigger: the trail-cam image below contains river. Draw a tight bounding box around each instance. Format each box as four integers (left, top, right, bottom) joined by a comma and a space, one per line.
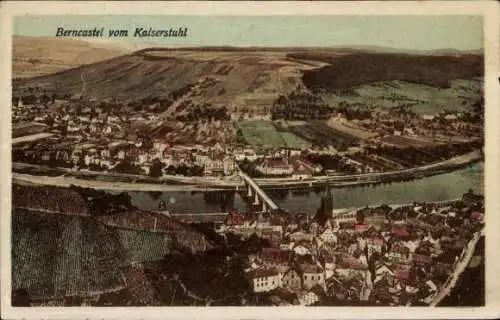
123, 163, 483, 214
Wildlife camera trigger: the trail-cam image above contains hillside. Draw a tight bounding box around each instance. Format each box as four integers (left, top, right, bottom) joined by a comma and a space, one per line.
11, 184, 215, 302
13, 36, 127, 78
12, 48, 325, 114
295, 52, 483, 90
12, 46, 483, 115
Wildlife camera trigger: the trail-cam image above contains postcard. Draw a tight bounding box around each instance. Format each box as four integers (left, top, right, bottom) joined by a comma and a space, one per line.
1, 1, 499, 319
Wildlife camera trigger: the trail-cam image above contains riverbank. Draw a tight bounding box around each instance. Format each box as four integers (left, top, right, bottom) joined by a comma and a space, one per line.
12, 150, 482, 192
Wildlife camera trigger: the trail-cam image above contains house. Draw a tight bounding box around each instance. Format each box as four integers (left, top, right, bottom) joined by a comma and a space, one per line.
335, 254, 369, 277
373, 263, 395, 284
387, 243, 411, 263
297, 285, 325, 306
292, 167, 311, 180
282, 267, 302, 291
366, 236, 385, 258
322, 253, 336, 279
319, 228, 337, 244
392, 226, 410, 238
247, 269, 281, 293
354, 224, 370, 233
225, 212, 245, 227
299, 264, 325, 290
255, 157, 294, 176
295, 158, 323, 173
333, 211, 357, 224
289, 231, 313, 242
293, 243, 312, 256
280, 241, 294, 251
269, 218, 284, 234
470, 211, 484, 222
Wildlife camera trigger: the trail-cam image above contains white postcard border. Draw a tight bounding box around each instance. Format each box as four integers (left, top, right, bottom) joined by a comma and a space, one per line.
1, 1, 499, 319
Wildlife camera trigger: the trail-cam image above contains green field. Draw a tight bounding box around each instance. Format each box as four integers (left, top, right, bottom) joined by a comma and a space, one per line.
236, 120, 310, 149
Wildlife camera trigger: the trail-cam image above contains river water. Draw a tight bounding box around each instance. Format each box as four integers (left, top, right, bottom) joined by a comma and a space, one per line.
126, 163, 483, 214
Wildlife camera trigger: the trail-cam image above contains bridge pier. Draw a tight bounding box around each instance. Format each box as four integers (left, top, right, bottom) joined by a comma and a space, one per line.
254, 193, 260, 205
238, 169, 279, 214
247, 184, 253, 198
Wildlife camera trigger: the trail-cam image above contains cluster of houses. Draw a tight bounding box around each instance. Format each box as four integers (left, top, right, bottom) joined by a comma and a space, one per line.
214, 190, 484, 306
350, 109, 482, 145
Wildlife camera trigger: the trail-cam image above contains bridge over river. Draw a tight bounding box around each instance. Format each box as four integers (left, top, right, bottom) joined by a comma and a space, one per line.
162, 170, 282, 224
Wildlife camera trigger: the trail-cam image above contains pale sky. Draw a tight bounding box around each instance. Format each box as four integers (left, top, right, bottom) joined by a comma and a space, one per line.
14, 15, 483, 51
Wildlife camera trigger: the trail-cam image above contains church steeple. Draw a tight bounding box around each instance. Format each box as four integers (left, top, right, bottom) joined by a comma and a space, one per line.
315, 184, 334, 226
323, 184, 333, 216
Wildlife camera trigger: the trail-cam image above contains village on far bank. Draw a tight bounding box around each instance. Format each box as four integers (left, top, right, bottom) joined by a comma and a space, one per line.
12, 90, 483, 183
208, 188, 484, 306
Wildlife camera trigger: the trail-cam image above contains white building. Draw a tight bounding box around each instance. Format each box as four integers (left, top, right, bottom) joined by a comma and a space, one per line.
248, 269, 281, 293
320, 229, 338, 244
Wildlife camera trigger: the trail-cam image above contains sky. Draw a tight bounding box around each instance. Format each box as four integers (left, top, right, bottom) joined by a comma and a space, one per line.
14, 15, 483, 51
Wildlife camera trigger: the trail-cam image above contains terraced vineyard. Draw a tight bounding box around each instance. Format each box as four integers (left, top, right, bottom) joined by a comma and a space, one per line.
11, 208, 181, 301
116, 228, 171, 265
12, 210, 126, 299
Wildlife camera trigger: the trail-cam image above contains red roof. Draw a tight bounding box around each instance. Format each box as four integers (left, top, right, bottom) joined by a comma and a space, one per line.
225, 212, 245, 226
338, 255, 367, 270
367, 237, 385, 246
392, 227, 410, 237
355, 224, 369, 232
470, 211, 484, 221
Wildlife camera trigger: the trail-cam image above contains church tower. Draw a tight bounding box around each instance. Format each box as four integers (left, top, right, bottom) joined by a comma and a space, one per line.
315, 184, 334, 226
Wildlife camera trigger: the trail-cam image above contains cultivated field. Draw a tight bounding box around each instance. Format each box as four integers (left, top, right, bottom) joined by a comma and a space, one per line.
288, 121, 361, 150
236, 120, 310, 149
381, 135, 435, 148
322, 79, 482, 115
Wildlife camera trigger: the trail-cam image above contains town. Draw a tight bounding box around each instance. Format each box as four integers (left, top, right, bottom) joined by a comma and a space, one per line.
208, 189, 484, 306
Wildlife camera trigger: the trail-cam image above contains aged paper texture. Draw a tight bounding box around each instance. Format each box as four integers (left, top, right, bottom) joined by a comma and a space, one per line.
1, 1, 499, 319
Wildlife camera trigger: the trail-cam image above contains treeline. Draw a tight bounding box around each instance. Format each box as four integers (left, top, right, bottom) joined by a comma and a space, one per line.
271, 88, 334, 120
174, 104, 231, 122
289, 52, 483, 91
304, 154, 358, 174
367, 140, 482, 166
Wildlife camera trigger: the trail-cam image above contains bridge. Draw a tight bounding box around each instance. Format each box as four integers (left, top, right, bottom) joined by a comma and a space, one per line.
237, 170, 279, 213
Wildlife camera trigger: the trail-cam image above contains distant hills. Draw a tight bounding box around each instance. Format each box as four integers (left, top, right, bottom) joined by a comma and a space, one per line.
13, 36, 128, 78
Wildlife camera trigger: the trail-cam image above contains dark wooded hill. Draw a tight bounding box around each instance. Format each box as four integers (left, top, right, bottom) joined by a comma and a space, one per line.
294, 52, 482, 90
